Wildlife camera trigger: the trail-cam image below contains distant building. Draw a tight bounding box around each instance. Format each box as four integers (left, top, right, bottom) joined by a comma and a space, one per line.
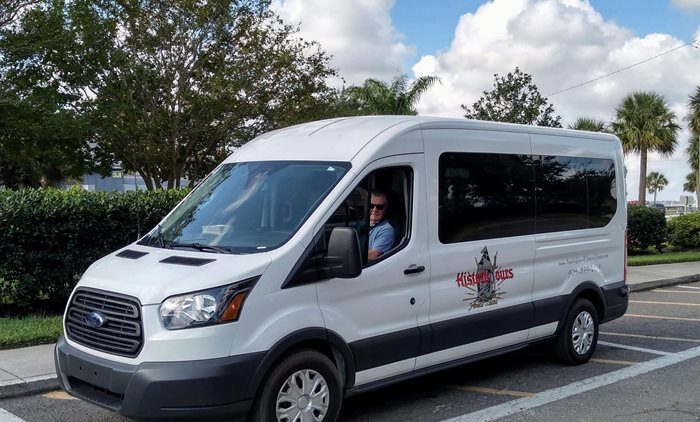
73, 170, 187, 192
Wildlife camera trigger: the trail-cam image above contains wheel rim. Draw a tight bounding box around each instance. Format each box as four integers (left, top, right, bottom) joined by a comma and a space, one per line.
276, 369, 329, 422
572, 310, 595, 355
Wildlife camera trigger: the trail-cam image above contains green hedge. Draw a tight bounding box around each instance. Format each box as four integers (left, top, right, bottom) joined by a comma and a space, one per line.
0, 188, 188, 312
668, 213, 700, 249
627, 205, 667, 252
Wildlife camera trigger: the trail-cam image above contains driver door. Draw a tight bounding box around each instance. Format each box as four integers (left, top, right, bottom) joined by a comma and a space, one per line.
315, 155, 430, 387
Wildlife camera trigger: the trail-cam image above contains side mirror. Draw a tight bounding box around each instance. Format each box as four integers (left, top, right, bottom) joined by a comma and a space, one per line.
326, 227, 362, 278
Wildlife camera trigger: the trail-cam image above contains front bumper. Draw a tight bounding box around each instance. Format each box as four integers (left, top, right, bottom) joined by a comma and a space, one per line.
54, 336, 265, 421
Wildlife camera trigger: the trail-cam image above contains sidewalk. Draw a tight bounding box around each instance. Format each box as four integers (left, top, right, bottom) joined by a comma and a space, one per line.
0, 344, 57, 399
2, 261, 700, 399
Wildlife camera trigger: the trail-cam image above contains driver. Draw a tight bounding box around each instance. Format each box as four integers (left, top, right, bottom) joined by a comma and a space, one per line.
367, 190, 395, 261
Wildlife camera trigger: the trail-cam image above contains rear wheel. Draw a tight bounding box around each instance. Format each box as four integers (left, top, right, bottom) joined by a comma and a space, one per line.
555, 298, 599, 365
249, 350, 342, 422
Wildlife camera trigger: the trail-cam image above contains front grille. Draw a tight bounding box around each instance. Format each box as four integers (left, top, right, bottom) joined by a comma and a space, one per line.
68, 376, 123, 409
66, 289, 143, 358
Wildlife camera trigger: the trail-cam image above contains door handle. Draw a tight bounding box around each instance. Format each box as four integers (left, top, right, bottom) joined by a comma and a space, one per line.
404, 265, 425, 275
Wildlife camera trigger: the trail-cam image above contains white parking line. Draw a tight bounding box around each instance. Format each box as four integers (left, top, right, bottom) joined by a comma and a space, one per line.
600, 331, 700, 343
653, 289, 700, 294
438, 344, 700, 422
625, 314, 700, 322
677, 285, 700, 290
630, 300, 700, 307
0, 408, 26, 422
597, 341, 671, 356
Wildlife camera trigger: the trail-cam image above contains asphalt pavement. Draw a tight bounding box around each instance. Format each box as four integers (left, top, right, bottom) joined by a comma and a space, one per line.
1, 260, 700, 401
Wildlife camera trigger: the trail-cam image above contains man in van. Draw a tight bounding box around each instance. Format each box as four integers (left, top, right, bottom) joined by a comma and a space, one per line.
368, 190, 395, 261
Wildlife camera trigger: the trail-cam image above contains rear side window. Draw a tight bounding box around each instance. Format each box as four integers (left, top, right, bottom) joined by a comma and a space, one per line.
438, 152, 535, 243
438, 152, 618, 244
585, 158, 617, 228
534, 156, 588, 232
534, 155, 617, 233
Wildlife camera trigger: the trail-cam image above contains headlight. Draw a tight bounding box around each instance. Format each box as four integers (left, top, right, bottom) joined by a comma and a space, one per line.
159, 276, 258, 330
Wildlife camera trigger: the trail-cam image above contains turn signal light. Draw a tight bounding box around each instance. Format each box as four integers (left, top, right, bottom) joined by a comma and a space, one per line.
221, 291, 248, 321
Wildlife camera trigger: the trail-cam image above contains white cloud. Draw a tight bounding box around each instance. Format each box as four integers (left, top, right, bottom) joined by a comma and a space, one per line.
412, 0, 700, 202
671, 0, 700, 10
270, 0, 415, 86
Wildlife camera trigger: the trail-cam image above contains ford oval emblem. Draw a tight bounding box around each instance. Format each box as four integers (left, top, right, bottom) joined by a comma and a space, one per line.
84, 311, 106, 328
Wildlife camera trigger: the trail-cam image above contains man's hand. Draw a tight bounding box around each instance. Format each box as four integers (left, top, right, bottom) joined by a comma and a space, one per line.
367, 249, 383, 262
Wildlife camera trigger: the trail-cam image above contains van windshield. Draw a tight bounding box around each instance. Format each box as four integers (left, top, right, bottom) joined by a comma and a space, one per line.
144, 161, 350, 254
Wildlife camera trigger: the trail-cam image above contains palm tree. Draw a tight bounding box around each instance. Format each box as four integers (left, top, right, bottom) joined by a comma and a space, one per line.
646, 171, 668, 204
568, 117, 609, 132
351, 74, 440, 115
684, 172, 695, 193
611, 91, 680, 205
686, 87, 700, 206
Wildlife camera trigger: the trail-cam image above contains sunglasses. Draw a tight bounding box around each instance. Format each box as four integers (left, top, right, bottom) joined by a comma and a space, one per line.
370, 203, 386, 211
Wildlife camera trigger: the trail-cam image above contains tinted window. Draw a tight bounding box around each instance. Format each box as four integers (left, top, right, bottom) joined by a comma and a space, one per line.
534, 156, 588, 232
535, 156, 617, 232
439, 153, 535, 243
586, 158, 617, 228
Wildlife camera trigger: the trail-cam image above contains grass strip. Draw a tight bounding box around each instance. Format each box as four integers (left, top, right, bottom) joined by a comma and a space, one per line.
628, 250, 700, 266
0, 315, 63, 349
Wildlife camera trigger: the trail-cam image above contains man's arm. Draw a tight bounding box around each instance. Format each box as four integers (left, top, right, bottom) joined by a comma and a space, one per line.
368, 223, 395, 261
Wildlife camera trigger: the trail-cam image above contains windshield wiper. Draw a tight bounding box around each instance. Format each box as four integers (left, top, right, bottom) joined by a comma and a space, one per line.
169, 242, 232, 254
147, 225, 171, 249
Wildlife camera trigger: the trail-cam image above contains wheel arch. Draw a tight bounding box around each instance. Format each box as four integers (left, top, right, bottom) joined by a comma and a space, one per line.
246, 328, 356, 399
556, 281, 606, 335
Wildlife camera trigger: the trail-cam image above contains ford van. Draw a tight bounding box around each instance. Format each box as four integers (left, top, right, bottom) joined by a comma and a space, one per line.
55, 116, 629, 421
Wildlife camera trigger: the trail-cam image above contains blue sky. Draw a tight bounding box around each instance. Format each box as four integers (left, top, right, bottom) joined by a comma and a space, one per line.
391, 0, 700, 72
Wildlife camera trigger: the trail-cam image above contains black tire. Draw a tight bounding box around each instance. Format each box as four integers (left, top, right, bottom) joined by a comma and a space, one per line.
248, 350, 343, 422
555, 298, 599, 365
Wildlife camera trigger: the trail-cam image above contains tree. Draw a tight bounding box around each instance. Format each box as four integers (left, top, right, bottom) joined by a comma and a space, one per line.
0, 5, 93, 189
646, 171, 668, 204
0, 87, 92, 189
462, 67, 561, 127
348, 74, 440, 115
0, 0, 38, 29
568, 117, 608, 133
685, 87, 700, 206
684, 172, 695, 193
611, 91, 679, 205
3, 0, 338, 189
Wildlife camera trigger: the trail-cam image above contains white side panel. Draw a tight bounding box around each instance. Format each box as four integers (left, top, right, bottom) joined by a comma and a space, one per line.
530, 133, 626, 303
230, 241, 325, 356
354, 358, 416, 386
415, 328, 530, 370
530, 133, 617, 159
422, 128, 535, 368
527, 321, 558, 341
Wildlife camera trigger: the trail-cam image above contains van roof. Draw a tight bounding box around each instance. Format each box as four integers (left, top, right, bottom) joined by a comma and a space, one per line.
228, 116, 619, 163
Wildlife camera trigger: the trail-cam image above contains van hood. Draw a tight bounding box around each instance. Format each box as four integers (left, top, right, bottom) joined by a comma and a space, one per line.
76, 245, 272, 305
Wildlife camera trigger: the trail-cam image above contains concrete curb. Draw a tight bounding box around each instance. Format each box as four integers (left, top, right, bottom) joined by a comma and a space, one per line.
0, 377, 59, 400
628, 274, 700, 292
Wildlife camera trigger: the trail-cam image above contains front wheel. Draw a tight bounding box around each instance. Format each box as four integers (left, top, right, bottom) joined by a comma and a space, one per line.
555, 298, 599, 365
249, 350, 343, 422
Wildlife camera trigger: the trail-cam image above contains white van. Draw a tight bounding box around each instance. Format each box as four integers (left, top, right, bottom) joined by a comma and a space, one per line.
55, 116, 629, 422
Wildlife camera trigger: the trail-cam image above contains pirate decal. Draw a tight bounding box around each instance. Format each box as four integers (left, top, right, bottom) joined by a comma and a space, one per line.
455, 246, 514, 309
